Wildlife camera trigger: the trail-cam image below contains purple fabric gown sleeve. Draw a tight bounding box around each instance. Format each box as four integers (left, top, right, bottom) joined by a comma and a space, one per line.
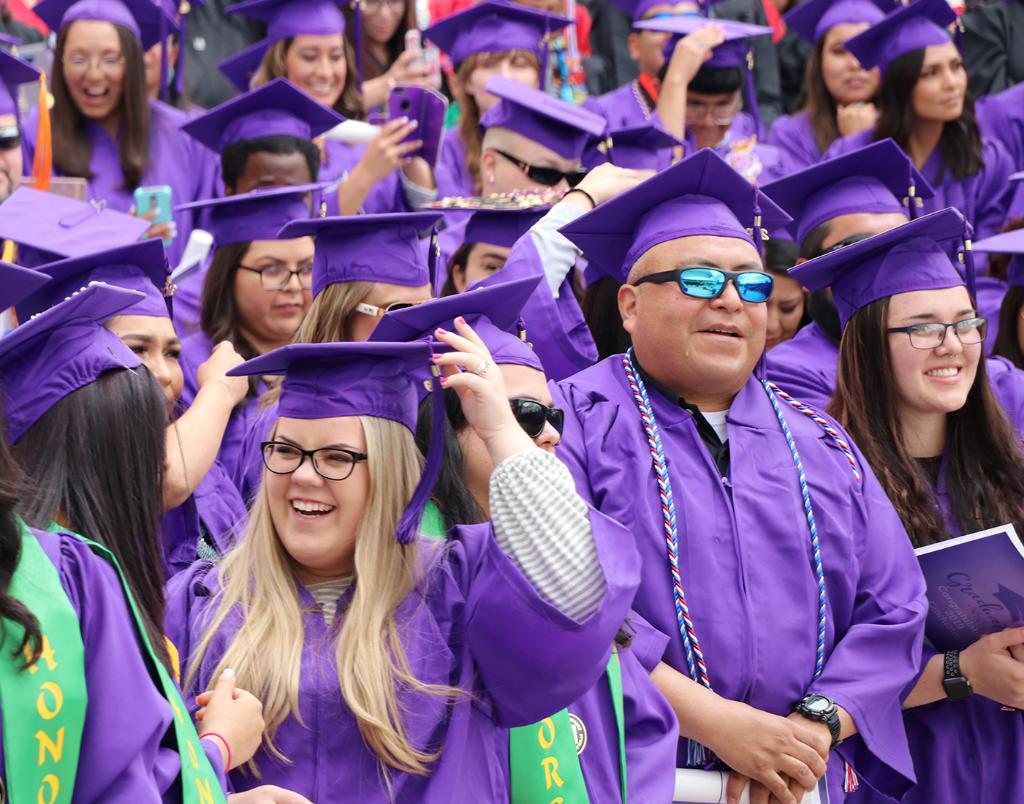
767, 112, 822, 173
803, 438, 929, 800
435, 132, 474, 198
626, 608, 671, 674
321, 141, 411, 215
971, 139, 1016, 244
447, 511, 640, 727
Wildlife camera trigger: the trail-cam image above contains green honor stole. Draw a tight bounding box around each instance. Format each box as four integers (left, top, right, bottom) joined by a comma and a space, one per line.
509, 646, 627, 804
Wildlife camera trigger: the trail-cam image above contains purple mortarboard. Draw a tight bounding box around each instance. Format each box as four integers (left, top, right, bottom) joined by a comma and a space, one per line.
14, 239, 170, 321
460, 206, 548, 248
845, 0, 956, 73
226, 0, 345, 43
761, 138, 933, 246
784, 0, 892, 44
480, 76, 607, 161
0, 49, 39, 119
0, 33, 21, 47
604, 120, 683, 170
183, 78, 344, 154
972, 229, 1024, 287
789, 207, 972, 328
34, 0, 178, 49
227, 340, 444, 544
369, 275, 544, 372
0, 263, 49, 312
422, 0, 570, 66
219, 40, 269, 92
176, 182, 326, 248
560, 148, 791, 283
279, 211, 443, 296
0, 188, 151, 268
0, 282, 143, 442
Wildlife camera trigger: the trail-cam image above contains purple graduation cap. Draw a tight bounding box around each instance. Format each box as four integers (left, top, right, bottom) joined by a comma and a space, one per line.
635, 15, 773, 138
369, 274, 544, 372
447, 205, 548, 249
182, 78, 345, 154
761, 138, 934, 246
279, 211, 443, 297
422, 0, 570, 66
219, 39, 270, 93
560, 148, 791, 283
33, 0, 179, 50
972, 228, 1024, 287
175, 181, 327, 248
789, 206, 973, 328
603, 120, 683, 170
0, 48, 39, 124
480, 75, 607, 161
0, 263, 49, 312
0, 282, 143, 442
226, 340, 444, 544
0, 187, 151, 268
844, 0, 957, 73
14, 239, 170, 321
784, 0, 893, 45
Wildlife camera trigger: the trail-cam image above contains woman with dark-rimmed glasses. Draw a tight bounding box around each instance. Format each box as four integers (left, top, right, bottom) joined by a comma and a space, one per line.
792, 207, 1024, 804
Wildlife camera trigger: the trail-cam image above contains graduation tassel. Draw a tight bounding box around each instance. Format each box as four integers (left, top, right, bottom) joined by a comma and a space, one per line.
30, 72, 51, 192
743, 47, 764, 141
175, 0, 192, 98
158, 9, 170, 102
426, 222, 440, 292
539, 29, 552, 93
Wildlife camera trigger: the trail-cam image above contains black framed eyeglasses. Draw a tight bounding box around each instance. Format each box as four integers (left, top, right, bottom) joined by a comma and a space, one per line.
633, 267, 774, 303
238, 262, 314, 291
887, 317, 987, 350
261, 441, 368, 481
510, 398, 564, 438
493, 149, 587, 188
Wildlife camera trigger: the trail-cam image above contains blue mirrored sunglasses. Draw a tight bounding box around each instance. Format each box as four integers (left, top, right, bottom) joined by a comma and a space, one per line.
633, 267, 774, 303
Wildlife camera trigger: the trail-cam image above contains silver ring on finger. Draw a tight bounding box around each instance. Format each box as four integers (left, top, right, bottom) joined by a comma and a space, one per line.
472, 358, 492, 377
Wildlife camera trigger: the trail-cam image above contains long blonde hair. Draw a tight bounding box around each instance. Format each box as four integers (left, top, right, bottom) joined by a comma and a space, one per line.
252, 38, 366, 120
185, 415, 460, 778
261, 281, 374, 408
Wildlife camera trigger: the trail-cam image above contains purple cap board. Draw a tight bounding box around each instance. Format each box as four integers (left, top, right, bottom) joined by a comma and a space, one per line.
422, 0, 571, 65
480, 75, 607, 161
604, 121, 683, 170
226, 0, 345, 43
176, 181, 327, 248
279, 211, 443, 296
972, 229, 1024, 288
560, 148, 791, 283
761, 138, 934, 246
0, 187, 152, 268
632, 14, 772, 68
183, 78, 345, 154
369, 275, 544, 372
844, 0, 957, 73
0, 283, 143, 442
14, 238, 170, 321
0, 49, 39, 119
226, 340, 444, 544
33, 0, 179, 50
456, 206, 548, 249
0, 263, 50, 313
784, 0, 893, 45
789, 207, 972, 328
219, 40, 270, 92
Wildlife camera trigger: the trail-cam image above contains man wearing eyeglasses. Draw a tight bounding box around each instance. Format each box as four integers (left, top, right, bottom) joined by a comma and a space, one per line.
554, 149, 928, 804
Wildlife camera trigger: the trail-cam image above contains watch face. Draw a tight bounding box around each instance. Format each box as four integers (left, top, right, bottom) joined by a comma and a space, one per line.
807, 697, 830, 713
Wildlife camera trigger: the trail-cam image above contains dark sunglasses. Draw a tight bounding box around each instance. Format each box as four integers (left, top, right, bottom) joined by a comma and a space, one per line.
633, 267, 774, 303
510, 398, 564, 438
493, 149, 587, 188
0, 126, 21, 151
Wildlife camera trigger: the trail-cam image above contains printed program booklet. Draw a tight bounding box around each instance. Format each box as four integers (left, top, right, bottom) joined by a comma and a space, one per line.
915, 523, 1024, 651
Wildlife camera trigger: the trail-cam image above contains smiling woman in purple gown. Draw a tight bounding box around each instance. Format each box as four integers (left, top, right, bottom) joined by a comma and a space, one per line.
794, 208, 1024, 804
166, 329, 639, 802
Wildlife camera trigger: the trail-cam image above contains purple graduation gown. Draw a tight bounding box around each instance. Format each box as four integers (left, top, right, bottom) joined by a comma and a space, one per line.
164, 514, 641, 802
436, 131, 474, 198
472, 229, 598, 381
555, 358, 929, 802
976, 83, 1024, 221
767, 111, 822, 172
764, 322, 840, 411
22, 100, 218, 268
321, 140, 410, 215
0, 527, 226, 801
585, 81, 655, 130
708, 112, 790, 185
824, 130, 1016, 251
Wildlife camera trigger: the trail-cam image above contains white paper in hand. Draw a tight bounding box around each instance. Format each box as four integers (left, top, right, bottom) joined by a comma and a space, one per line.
673, 769, 827, 804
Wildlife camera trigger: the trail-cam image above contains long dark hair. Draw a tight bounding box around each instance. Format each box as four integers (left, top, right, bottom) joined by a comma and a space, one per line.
802, 35, 844, 154
582, 275, 631, 360
52, 23, 151, 191
0, 416, 41, 669
874, 48, 982, 181
831, 296, 1024, 547
13, 367, 171, 667
993, 285, 1024, 369
345, 0, 416, 84
200, 242, 263, 400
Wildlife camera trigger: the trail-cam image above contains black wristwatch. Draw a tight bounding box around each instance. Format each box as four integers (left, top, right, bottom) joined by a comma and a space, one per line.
793, 694, 841, 749
942, 650, 974, 700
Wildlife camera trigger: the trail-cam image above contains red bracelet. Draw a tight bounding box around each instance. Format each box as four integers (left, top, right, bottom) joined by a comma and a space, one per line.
199, 731, 233, 770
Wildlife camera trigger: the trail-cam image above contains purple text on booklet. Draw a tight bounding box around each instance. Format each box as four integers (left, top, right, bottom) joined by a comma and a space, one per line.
915, 523, 1024, 652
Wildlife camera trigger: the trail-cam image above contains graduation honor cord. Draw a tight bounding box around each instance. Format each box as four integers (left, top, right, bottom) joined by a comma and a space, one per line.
622, 349, 863, 767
